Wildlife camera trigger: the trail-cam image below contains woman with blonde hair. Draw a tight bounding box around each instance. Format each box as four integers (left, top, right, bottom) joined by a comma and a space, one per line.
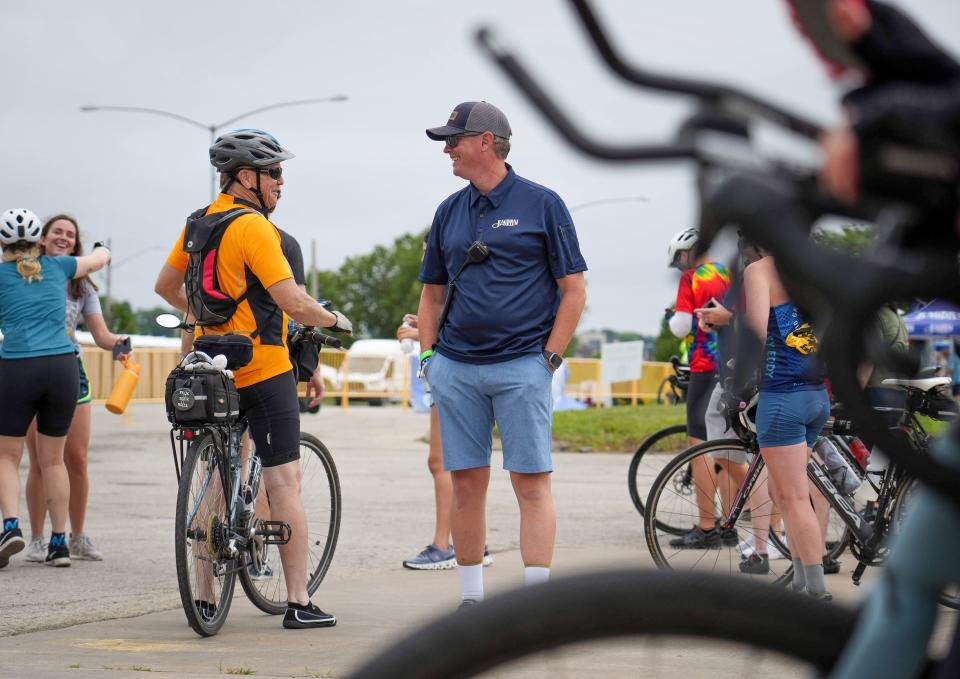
0, 209, 110, 568
22, 214, 130, 563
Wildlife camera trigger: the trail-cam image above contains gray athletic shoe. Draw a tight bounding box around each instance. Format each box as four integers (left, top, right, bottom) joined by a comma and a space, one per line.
24, 535, 47, 563
403, 544, 456, 570
69, 533, 103, 561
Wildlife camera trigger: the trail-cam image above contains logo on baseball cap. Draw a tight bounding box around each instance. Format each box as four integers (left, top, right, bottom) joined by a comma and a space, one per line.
426, 101, 512, 141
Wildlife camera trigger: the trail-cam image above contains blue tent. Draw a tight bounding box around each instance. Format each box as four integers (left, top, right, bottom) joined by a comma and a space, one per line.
903, 299, 960, 338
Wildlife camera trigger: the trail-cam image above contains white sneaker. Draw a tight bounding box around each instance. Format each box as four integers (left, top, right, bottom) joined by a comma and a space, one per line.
69, 533, 103, 561
24, 535, 47, 563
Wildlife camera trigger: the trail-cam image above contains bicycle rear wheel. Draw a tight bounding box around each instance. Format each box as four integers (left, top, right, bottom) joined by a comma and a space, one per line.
240, 433, 342, 615
627, 424, 687, 529
175, 434, 237, 637
351, 570, 857, 678
645, 439, 793, 584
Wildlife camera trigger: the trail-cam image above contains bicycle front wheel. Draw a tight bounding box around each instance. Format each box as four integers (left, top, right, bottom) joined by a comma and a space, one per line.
351, 570, 856, 678
627, 424, 687, 529
175, 434, 237, 637
240, 432, 342, 614
645, 439, 793, 584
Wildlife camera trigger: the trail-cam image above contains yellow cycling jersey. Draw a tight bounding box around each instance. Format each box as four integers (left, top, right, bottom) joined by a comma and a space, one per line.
166, 194, 294, 388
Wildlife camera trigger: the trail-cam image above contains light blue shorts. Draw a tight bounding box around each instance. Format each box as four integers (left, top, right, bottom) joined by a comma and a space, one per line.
756, 388, 830, 448
428, 352, 554, 473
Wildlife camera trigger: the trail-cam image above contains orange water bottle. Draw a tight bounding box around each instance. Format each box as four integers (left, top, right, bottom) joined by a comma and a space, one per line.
105, 358, 141, 414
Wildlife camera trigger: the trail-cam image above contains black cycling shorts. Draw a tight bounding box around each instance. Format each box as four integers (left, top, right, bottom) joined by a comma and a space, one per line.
0, 353, 80, 437
238, 370, 301, 468
686, 371, 718, 441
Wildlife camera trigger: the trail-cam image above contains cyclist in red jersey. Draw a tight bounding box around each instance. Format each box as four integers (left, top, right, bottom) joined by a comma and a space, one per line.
665, 228, 739, 549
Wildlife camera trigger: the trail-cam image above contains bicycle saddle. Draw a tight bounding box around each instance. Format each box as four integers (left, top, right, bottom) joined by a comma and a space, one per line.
881, 377, 952, 392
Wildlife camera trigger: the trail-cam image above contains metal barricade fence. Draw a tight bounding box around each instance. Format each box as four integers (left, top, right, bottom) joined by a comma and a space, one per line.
82, 348, 670, 409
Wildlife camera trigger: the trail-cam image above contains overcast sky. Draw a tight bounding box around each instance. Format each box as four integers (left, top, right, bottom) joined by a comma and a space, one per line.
2, 1, 957, 336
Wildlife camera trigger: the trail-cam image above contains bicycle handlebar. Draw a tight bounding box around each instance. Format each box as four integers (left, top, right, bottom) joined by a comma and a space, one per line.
565, 0, 824, 140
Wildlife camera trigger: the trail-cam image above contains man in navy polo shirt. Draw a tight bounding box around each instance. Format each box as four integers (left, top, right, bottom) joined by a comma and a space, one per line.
416, 101, 587, 608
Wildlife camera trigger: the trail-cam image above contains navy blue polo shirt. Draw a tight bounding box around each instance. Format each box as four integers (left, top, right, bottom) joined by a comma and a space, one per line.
419, 165, 587, 364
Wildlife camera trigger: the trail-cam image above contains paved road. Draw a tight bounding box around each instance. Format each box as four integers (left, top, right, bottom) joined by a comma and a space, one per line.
0, 404, 953, 677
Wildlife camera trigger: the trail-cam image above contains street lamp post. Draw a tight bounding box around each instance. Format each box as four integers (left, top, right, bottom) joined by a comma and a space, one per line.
81, 95, 348, 200
569, 196, 648, 213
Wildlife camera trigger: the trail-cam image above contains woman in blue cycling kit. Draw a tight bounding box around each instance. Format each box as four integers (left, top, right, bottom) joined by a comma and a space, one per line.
744, 251, 831, 599
0, 209, 110, 569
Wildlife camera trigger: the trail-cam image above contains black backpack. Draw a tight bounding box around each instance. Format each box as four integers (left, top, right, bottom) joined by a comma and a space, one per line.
182, 206, 259, 330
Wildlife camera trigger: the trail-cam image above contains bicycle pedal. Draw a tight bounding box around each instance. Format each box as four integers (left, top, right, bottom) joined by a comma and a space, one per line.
256, 520, 291, 545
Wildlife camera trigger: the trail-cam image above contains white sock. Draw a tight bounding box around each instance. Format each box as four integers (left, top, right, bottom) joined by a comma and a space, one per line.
458, 564, 484, 602
524, 566, 550, 586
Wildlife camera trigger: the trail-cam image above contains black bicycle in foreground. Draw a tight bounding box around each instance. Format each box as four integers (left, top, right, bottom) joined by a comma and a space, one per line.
158, 314, 342, 636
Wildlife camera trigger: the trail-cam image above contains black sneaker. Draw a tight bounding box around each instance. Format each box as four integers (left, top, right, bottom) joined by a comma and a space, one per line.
0, 528, 25, 568
720, 527, 740, 547
194, 600, 217, 620
669, 526, 722, 549
45, 544, 71, 567
283, 602, 336, 629
738, 553, 770, 575
822, 555, 841, 575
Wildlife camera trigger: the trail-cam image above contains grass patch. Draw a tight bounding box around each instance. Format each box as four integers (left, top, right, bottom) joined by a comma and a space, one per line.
68, 664, 80, 669
130, 667, 152, 672
552, 404, 685, 453
224, 668, 256, 676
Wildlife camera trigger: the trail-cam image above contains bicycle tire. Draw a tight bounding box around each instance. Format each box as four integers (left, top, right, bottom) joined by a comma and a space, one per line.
644, 439, 794, 584
627, 424, 687, 531
351, 569, 857, 678
239, 432, 342, 615
656, 377, 679, 405
175, 434, 237, 637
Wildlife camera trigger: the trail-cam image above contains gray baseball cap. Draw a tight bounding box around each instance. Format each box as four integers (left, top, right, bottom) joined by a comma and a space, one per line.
426, 101, 512, 141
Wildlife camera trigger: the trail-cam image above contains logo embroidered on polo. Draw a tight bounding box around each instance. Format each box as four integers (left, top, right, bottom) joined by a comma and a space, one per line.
492, 218, 519, 229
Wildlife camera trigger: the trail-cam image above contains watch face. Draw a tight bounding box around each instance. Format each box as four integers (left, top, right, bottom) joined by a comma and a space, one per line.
547, 352, 563, 369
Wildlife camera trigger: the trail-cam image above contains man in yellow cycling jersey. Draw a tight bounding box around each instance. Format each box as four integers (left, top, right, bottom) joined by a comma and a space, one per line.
155, 129, 351, 629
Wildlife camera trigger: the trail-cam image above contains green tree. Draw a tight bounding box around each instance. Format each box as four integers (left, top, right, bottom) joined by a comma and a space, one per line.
99, 298, 138, 334
309, 230, 427, 339
814, 224, 873, 254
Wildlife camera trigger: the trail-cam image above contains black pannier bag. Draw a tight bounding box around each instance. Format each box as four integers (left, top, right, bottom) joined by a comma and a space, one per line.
193, 333, 254, 370
165, 367, 240, 426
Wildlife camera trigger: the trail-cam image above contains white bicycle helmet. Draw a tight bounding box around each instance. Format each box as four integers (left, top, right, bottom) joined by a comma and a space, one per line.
667, 228, 699, 268
0, 209, 42, 245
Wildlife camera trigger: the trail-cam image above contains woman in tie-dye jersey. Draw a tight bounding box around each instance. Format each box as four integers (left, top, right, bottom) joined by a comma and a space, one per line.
665, 228, 741, 550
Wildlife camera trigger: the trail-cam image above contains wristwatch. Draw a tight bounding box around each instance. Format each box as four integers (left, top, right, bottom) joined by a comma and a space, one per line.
543, 351, 564, 370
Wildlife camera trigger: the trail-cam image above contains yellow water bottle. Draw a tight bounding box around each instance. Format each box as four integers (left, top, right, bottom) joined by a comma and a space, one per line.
105, 358, 141, 414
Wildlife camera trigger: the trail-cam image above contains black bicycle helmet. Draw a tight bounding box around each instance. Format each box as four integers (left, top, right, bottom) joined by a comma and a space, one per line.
209, 128, 294, 174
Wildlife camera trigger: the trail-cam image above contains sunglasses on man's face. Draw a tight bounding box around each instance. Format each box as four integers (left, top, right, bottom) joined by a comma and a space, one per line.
259, 166, 283, 180
444, 132, 482, 149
